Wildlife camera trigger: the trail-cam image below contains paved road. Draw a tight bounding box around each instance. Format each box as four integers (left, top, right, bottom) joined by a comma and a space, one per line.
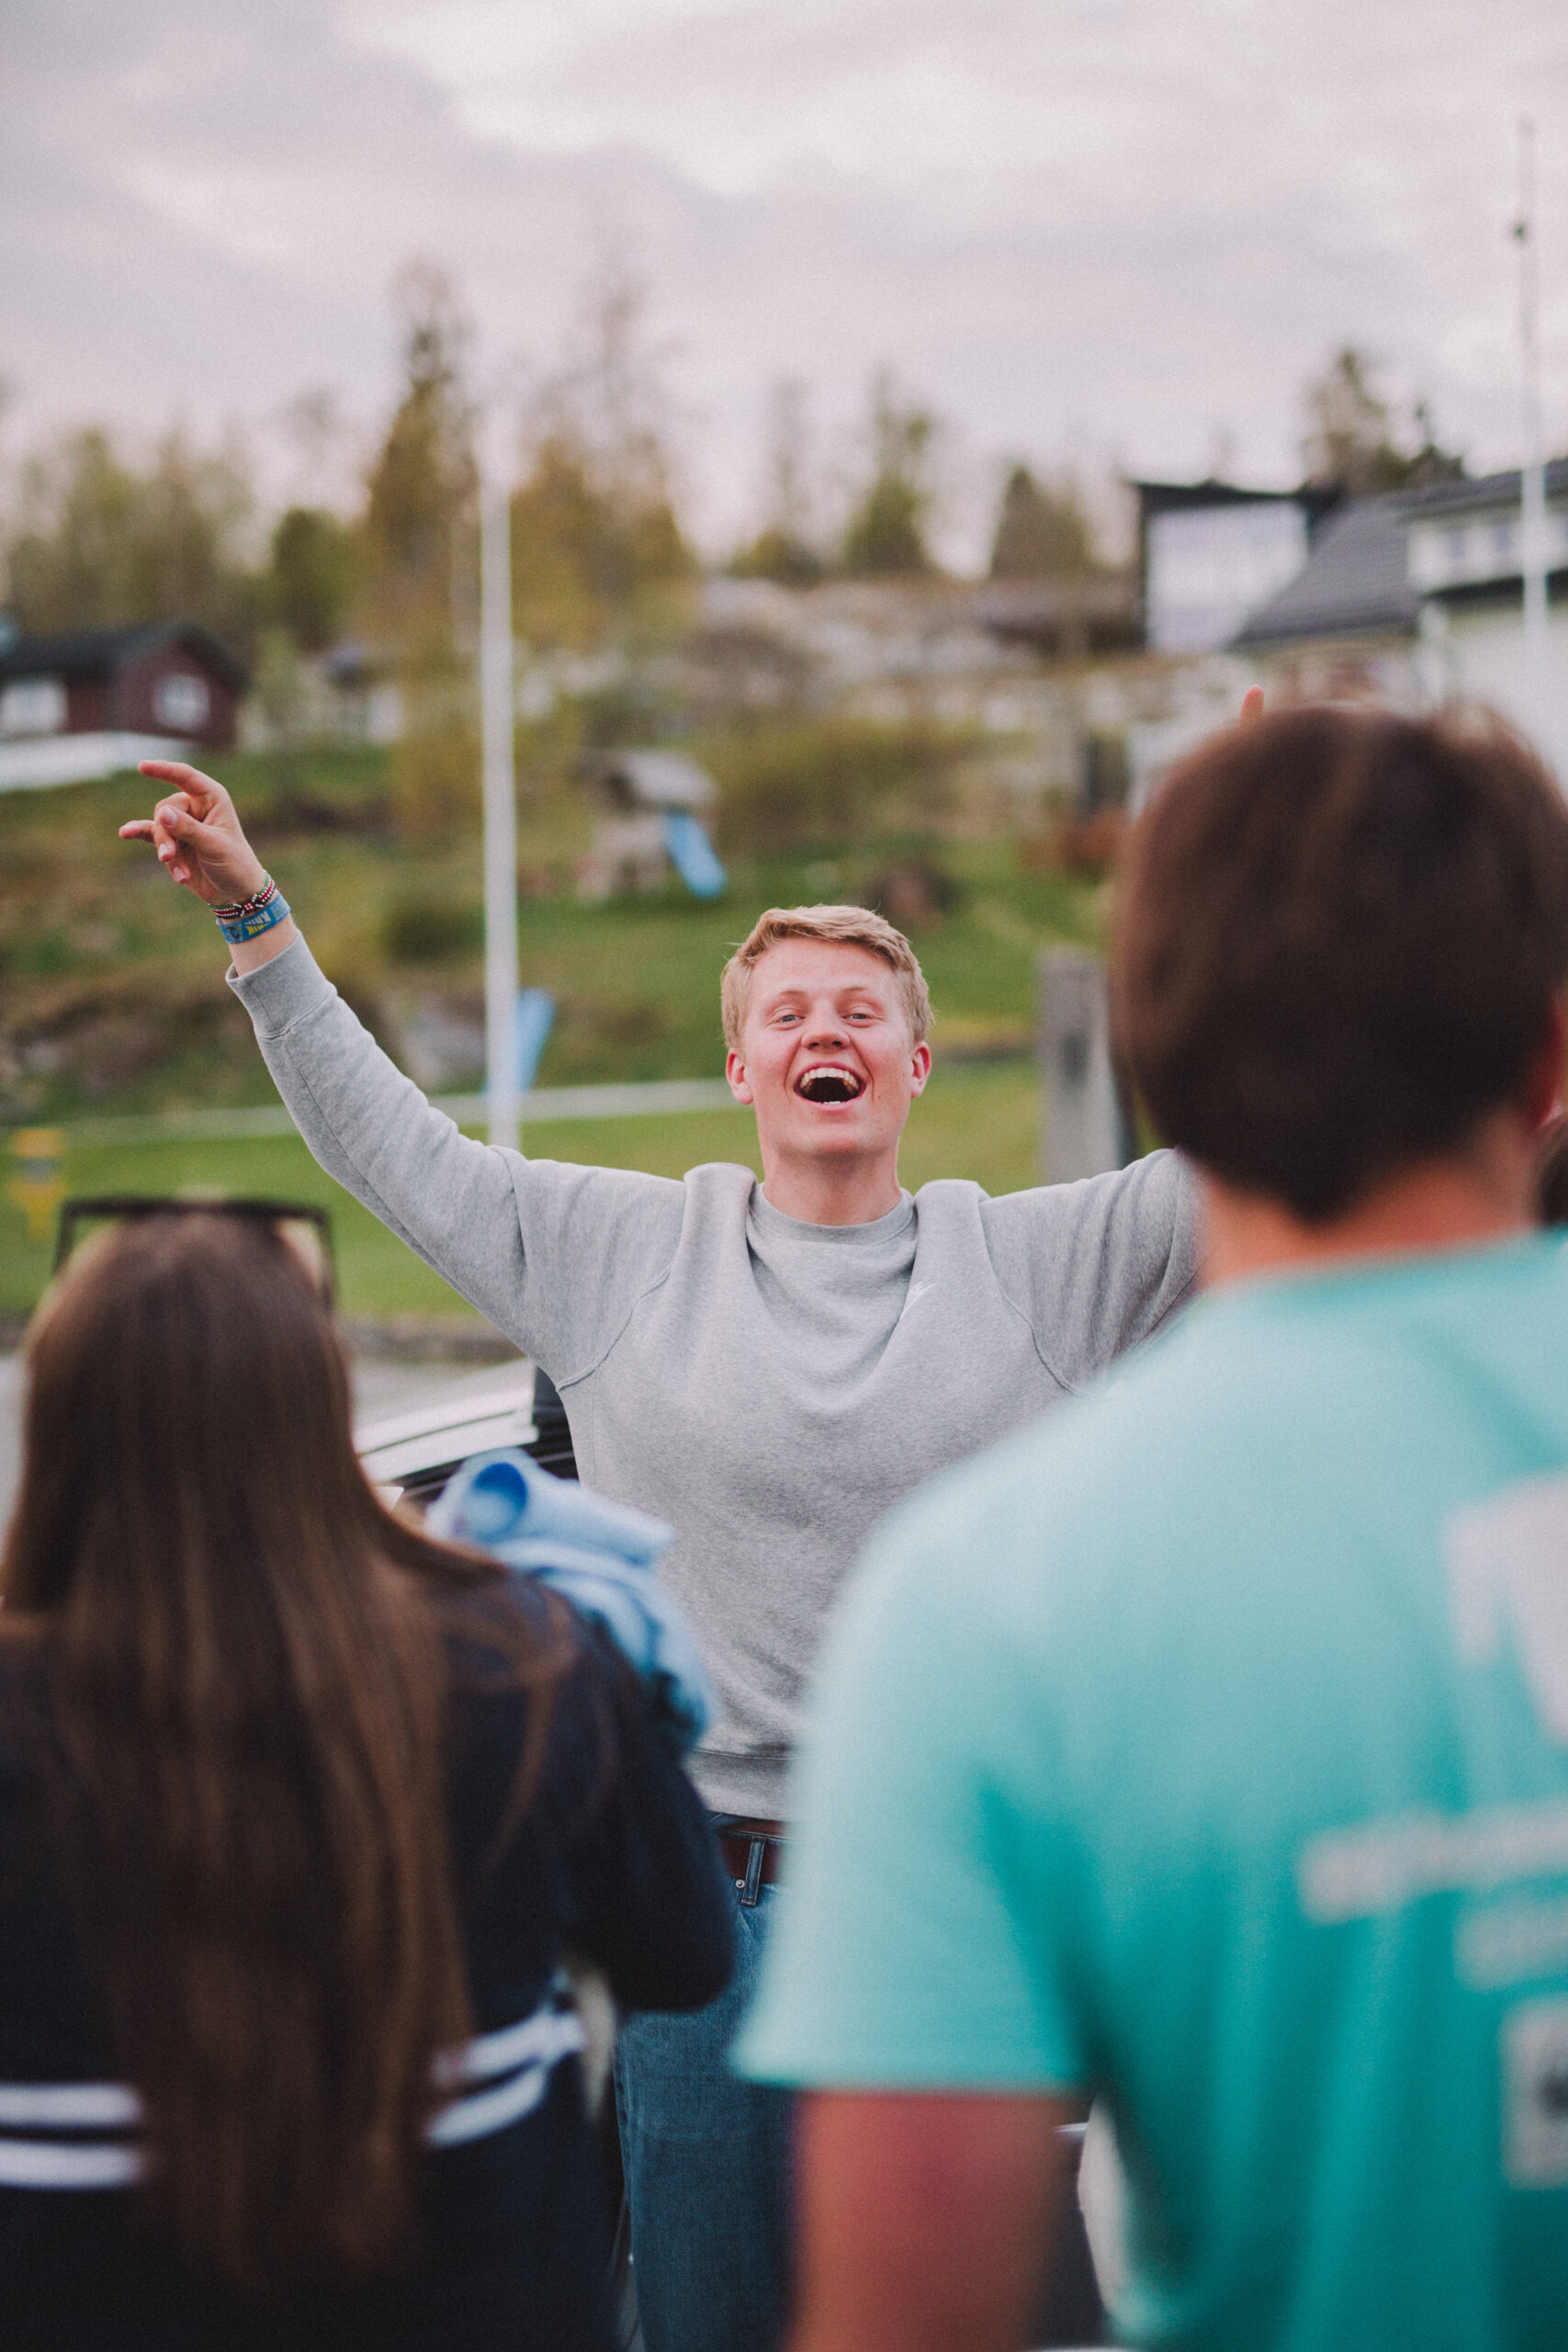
0, 1353, 508, 1547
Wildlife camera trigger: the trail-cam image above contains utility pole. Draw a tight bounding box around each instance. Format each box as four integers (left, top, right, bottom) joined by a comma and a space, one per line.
479, 421, 520, 1154
1516, 116, 1549, 686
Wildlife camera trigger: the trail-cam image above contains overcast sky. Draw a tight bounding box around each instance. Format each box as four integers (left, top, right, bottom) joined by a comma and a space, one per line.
4, 0, 1566, 562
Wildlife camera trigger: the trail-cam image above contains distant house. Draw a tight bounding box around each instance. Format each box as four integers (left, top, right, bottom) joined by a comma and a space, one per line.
579, 751, 727, 900
1233, 459, 1568, 780
1130, 479, 1338, 654
0, 621, 248, 792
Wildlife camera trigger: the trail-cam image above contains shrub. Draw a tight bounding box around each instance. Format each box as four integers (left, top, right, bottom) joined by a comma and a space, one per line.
379, 894, 483, 965
705, 716, 971, 855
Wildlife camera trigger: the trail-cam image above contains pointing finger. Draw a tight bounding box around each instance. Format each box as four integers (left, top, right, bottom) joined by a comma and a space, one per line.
139, 760, 217, 790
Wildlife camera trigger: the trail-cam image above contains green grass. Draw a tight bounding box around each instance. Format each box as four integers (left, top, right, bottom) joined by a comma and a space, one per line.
0, 1064, 1041, 1322
0, 743, 1100, 1115
1, 730, 1077, 1323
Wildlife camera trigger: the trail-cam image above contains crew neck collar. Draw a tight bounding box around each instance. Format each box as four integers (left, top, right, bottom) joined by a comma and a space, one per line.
749, 1185, 915, 1243
1193, 1227, 1557, 1320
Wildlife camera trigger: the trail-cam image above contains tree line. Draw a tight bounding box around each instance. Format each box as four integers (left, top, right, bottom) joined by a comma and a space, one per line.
0, 264, 1465, 672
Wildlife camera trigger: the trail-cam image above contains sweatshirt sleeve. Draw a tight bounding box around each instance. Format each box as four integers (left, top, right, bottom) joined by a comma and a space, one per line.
228, 934, 685, 1374
978, 1148, 1199, 1391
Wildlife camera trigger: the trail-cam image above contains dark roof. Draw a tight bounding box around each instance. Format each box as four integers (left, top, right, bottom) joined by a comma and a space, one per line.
1232, 456, 1568, 650
1231, 496, 1419, 648
1130, 476, 1299, 515
1128, 477, 1342, 529
1396, 454, 1568, 521
0, 621, 248, 694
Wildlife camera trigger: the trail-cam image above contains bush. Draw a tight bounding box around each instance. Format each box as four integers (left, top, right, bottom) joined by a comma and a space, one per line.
705, 716, 971, 855
1018, 809, 1126, 879
390, 715, 480, 842
379, 894, 483, 965
863, 858, 963, 928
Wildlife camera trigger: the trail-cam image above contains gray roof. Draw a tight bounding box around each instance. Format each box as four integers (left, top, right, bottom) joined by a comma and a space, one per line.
1232, 456, 1568, 650
1393, 454, 1568, 522
1231, 497, 1416, 648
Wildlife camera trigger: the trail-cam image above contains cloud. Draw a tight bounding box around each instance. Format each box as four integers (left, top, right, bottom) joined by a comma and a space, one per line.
3, 0, 1566, 560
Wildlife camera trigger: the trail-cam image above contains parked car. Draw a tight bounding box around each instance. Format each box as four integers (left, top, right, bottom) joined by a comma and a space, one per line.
355, 1360, 578, 1502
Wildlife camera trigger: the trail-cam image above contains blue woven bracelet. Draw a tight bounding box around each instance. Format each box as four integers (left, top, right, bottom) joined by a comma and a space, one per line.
216, 890, 291, 945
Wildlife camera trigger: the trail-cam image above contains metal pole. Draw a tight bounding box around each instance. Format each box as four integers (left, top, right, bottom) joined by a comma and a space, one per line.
479, 433, 520, 1153
1517, 117, 1549, 684
1038, 949, 1135, 1184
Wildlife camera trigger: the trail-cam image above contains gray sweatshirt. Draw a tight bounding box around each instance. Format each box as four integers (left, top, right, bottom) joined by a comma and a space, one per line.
232, 937, 1197, 1815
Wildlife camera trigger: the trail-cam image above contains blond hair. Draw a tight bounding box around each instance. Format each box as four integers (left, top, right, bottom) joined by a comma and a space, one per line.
720, 905, 932, 1051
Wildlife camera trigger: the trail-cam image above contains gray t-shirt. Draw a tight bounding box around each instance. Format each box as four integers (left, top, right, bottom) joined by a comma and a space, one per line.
231, 938, 1198, 1814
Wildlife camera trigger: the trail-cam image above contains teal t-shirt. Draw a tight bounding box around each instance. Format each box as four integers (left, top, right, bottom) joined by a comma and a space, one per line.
739, 1237, 1568, 2350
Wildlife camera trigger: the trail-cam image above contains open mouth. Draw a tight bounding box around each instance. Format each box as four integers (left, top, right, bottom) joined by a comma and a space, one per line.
795, 1064, 866, 1105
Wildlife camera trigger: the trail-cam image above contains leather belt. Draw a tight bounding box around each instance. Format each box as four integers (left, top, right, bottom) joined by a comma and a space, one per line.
713, 1815, 787, 1907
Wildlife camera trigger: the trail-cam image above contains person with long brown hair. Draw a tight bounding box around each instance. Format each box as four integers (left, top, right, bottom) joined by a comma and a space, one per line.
0, 1210, 732, 2349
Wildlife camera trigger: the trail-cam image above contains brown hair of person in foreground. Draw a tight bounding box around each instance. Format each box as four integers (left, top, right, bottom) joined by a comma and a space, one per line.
1114, 704, 1568, 1223
0, 1215, 573, 2293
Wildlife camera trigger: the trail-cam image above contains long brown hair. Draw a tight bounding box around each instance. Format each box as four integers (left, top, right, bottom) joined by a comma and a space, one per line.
0, 1214, 570, 2291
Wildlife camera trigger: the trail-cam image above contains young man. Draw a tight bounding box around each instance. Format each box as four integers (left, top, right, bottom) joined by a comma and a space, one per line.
739, 706, 1568, 2352
121, 762, 1196, 2352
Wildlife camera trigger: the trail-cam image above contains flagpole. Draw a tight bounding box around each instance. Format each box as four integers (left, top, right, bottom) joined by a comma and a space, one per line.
1517, 117, 1549, 689
479, 420, 520, 1153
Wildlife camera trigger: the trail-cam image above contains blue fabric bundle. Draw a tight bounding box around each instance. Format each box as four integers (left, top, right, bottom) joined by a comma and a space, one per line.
428, 1449, 715, 1754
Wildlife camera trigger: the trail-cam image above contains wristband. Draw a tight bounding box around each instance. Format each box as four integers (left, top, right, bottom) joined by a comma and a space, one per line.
216, 880, 292, 944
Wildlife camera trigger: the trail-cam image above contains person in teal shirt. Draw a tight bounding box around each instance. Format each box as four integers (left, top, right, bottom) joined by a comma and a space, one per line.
739, 702, 1568, 2352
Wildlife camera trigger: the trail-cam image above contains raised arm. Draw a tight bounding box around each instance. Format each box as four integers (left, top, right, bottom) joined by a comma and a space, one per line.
980, 1148, 1200, 1391
119, 763, 683, 1366
121, 760, 299, 978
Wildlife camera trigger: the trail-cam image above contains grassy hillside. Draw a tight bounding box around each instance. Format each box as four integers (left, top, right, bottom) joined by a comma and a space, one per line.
1, 739, 1092, 1323
1, 743, 1100, 1115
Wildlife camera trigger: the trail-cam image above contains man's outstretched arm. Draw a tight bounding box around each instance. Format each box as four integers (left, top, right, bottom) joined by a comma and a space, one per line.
118, 763, 682, 1362
788, 2089, 1077, 2352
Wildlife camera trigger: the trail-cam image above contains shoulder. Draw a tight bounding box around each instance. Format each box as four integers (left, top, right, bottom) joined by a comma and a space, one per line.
974, 1151, 1200, 1375
907, 1177, 988, 1228
681, 1160, 761, 1203
979, 1148, 1194, 1246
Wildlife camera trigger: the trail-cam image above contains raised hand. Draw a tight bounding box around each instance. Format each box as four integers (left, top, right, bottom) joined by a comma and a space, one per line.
1239, 685, 1266, 724
119, 761, 268, 908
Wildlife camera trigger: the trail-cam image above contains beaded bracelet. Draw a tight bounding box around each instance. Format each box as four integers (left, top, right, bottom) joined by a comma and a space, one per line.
212, 875, 277, 922
214, 876, 292, 945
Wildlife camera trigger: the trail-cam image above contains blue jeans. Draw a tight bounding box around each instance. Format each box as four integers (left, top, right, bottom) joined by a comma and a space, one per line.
615, 1882, 791, 2352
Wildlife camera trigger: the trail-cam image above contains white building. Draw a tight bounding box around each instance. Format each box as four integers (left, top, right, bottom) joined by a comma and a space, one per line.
1131, 479, 1335, 657
1232, 461, 1568, 783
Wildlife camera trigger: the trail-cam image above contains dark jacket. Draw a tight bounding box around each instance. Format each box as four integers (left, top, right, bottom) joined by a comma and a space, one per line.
0, 1589, 734, 2350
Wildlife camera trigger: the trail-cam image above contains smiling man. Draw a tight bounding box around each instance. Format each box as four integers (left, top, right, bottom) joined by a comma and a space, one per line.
122, 767, 1197, 2352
